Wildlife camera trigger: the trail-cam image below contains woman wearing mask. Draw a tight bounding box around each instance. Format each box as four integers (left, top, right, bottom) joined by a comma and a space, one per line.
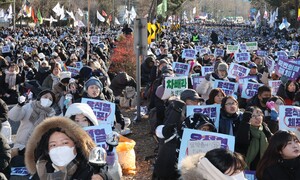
256, 130, 300, 180
8, 90, 56, 159
219, 96, 243, 136
25, 116, 111, 180
235, 106, 272, 170
180, 148, 247, 180
206, 88, 226, 105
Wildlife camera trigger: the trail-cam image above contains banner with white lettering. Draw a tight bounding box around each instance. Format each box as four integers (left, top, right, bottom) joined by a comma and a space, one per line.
264, 56, 275, 73
11, 167, 29, 176
239, 43, 247, 52
275, 59, 300, 80
214, 48, 225, 57
279, 106, 300, 138
257, 50, 267, 57
275, 51, 289, 61
191, 76, 204, 90
178, 129, 235, 168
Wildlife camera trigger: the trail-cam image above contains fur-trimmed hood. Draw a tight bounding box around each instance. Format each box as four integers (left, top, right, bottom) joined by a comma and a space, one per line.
25, 116, 96, 175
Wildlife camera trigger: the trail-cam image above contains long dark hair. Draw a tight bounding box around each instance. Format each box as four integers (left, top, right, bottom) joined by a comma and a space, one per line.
206, 88, 226, 105
256, 130, 299, 179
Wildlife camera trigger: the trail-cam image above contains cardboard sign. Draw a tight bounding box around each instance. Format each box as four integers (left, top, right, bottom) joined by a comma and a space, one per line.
226, 45, 239, 54
201, 66, 214, 76
234, 52, 250, 63
276, 59, 300, 80
182, 49, 196, 60
241, 81, 263, 99
162, 76, 188, 99
228, 63, 250, 79
186, 104, 221, 131
172, 62, 191, 76
245, 42, 258, 51
268, 80, 282, 95
81, 98, 116, 126
213, 80, 238, 98
178, 129, 235, 168
84, 124, 112, 149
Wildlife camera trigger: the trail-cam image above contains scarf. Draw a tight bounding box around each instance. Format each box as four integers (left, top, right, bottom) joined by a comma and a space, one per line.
5, 70, 17, 90
51, 73, 60, 90
29, 100, 55, 127
36, 159, 78, 180
245, 125, 268, 168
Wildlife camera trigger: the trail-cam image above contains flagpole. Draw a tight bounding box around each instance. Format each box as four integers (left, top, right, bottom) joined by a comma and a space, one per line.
87, 0, 90, 61
13, 0, 15, 29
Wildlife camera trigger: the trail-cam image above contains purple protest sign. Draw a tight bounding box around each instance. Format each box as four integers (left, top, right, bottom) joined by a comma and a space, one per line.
257, 50, 267, 57
275, 51, 289, 61
241, 81, 263, 99
182, 49, 196, 59
275, 59, 300, 80
214, 48, 225, 57
201, 66, 214, 76
213, 80, 238, 97
268, 80, 282, 95
172, 62, 191, 76
234, 52, 250, 63
228, 63, 250, 79
84, 124, 112, 148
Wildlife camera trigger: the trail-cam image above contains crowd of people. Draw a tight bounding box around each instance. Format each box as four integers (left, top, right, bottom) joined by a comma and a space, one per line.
0, 21, 300, 180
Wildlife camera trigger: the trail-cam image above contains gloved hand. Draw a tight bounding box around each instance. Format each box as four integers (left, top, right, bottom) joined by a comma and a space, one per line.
18, 96, 26, 107
270, 109, 279, 121
266, 101, 275, 110
162, 124, 177, 138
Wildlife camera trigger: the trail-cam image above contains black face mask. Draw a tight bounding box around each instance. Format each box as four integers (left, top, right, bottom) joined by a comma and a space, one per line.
261, 97, 269, 104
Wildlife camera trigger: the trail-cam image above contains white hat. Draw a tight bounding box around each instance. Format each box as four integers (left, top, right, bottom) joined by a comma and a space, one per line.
60, 71, 72, 82
38, 53, 46, 59
65, 103, 98, 126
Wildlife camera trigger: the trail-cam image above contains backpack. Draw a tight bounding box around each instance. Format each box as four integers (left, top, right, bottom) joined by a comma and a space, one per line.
119, 86, 137, 108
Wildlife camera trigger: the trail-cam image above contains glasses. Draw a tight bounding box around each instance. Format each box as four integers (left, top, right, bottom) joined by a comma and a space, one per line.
225, 102, 237, 106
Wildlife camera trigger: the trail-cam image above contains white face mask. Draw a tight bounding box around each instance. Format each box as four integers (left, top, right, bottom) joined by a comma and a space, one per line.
231, 171, 247, 180
49, 146, 77, 167
40, 98, 52, 107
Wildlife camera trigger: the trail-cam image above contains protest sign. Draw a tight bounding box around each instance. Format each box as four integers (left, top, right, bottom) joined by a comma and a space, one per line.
256, 50, 267, 57
194, 46, 202, 53
214, 48, 225, 57
228, 63, 250, 79
172, 62, 191, 76
241, 80, 263, 99
275, 51, 289, 61
186, 104, 221, 131
238, 76, 258, 93
66, 66, 80, 77
264, 56, 275, 73
198, 48, 209, 56
84, 124, 112, 148
276, 59, 300, 80
11, 167, 29, 176
245, 42, 258, 51
268, 80, 281, 95
91, 36, 99, 44
279, 106, 300, 130
244, 170, 257, 180
201, 66, 214, 76
191, 76, 204, 90
182, 49, 196, 60
226, 45, 239, 54
234, 52, 250, 63
213, 80, 238, 98
81, 98, 116, 126
75, 62, 83, 69
239, 43, 247, 52
291, 44, 299, 52
161, 76, 188, 99
178, 129, 235, 168
2, 45, 10, 53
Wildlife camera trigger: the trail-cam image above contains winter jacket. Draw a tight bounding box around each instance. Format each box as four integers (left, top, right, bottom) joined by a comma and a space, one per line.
0, 98, 8, 123
110, 72, 136, 97
218, 110, 243, 136
0, 133, 10, 179
41, 74, 53, 90
141, 57, 155, 85
25, 116, 112, 180
260, 157, 300, 180
35, 67, 51, 85
8, 101, 55, 150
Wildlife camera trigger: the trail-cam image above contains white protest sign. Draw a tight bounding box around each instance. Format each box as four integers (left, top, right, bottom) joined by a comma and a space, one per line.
178, 129, 235, 168
91, 36, 99, 44
234, 52, 250, 63
291, 45, 299, 52
198, 48, 210, 56
194, 46, 202, 53
182, 49, 196, 60
81, 98, 116, 126
75, 62, 83, 69
275, 51, 289, 61
241, 80, 263, 99
264, 56, 275, 73
239, 43, 247, 52
192, 76, 204, 90
1, 45, 10, 53
84, 124, 113, 149
214, 48, 225, 57
226, 45, 239, 54
67, 66, 80, 77
161, 76, 188, 99
257, 50, 267, 57
172, 62, 191, 76
201, 66, 214, 76
213, 80, 238, 98
186, 104, 221, 131
245, 42, 258, 51
268, 80, 282, 95
279, 106, 300, 138
228, 63, 250, 79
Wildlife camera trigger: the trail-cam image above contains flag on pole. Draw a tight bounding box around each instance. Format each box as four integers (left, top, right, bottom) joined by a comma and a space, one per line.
37, 9, 43, 24
66, 10, 76, 20
52, 2, 61, 15
97, 11, 105, 22
31, 7, 37, 23
102, 10, 107, 17
130, 7, 137, 20
115, 17, 120, 25
77, 8, 83, 17
7, 4, 12, 19
263, 10, 268, 19
59, 6, 65, 20
192, 7, 196, 15
157, 0, 167, 18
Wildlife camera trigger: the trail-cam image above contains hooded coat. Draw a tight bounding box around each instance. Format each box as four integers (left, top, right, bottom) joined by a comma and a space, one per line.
25, 116, 110, 180
109, 72, 136, 97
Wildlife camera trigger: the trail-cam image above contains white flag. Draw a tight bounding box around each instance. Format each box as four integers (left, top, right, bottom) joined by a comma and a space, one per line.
6, 5, 12, 19
0, 9, 4, 18
44, 16, 58, 24
77, 8, 83, 17
130, 7, 137, 20
75, 20, 85, 27
192, 7, 196, 14
97, 11, 105, 22
115, 17, 120, 25
59, 6, 65, 20
66, 10, 75, 20
52, 2, 61, 15
255, 10, 261, 20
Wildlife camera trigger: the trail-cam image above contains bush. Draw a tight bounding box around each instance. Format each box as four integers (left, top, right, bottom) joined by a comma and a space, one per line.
109, 34, 136, 79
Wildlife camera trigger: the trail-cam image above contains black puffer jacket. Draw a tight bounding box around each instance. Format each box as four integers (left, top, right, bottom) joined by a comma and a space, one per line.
109, 72, 136, 97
